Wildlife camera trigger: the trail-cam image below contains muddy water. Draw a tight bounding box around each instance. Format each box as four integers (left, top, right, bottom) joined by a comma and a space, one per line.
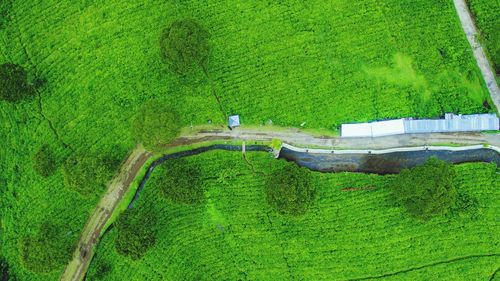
279, 147, 499, 174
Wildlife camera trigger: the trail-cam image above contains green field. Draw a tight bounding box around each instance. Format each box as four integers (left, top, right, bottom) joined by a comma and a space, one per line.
0, 0, 497, 280
87, 151, 499, 280
467, 0, 500, 76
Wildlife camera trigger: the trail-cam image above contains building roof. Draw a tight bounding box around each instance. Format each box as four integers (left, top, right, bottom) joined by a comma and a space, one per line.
228, 115, 240, 128
341, 114, 499, 137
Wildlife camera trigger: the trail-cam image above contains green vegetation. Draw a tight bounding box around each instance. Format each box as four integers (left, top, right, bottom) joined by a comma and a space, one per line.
88, 151, 499, 280
467, 0, 500, 75
62, 153, 120, 196
160, 19, 211, 75
115, 208, 157, 260
0, 258, 13, 281
133, 101, 182, 151
32, 144, 57, 177
156, 158, 203, 204
20, 223, 75, 273
392, 158, 456, 220
266, 162, 315, 215
0, 63, 33, 102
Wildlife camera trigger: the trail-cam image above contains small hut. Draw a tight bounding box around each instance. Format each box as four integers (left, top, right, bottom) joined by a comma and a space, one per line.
228, 115, 240, 129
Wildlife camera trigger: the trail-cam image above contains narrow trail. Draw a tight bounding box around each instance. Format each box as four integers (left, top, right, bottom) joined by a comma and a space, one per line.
342, 253, 500, 281
59, 146, 152, 281
453, 0, 500, 112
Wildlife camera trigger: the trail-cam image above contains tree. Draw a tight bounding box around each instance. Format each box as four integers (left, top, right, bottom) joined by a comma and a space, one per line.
266, 162, 315, 216
62, 153, 119, 196
20, 223, 74, 273
0, 257, 13, 281
160, 19, 210, 75
32, 144, 57, 177
156, 158, 203, 204
133, 101, 182, 152
0, 63, 34, 102
392, 157, 456, 220
115, 208, 157, 260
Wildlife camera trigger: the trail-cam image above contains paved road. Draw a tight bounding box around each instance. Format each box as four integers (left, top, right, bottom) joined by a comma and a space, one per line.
178, 128, 500, 149
60, 146, 152, 281
453, 0, 500, 112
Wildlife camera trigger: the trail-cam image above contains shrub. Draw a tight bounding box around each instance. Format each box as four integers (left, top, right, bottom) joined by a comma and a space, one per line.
20, 223, 74, 273
266, 162, 315, 215
32, 144, 57, 177
115, 209, 157, 260
160, 19, 210, 75
156, 159, 203, 204
392, 157, 456, 220
0, 63, 34, 102
133, 101, 182, 152
0, 258, 13, 281
62, 153, 119, 196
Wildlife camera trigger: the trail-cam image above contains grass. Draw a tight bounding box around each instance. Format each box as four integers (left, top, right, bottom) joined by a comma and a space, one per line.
87, 150, 500, 280
0, 0, 496, 279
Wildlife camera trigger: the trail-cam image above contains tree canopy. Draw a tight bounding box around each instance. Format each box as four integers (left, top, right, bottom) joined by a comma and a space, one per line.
20, 223, 74, 273
392, 157, 457, 220
115, 208, 157, 260
62, 153, 120, 196
0, 63, 34, 102
133, 101, 182, 152
32, 144, 57, 177
156, 158, 203, 204
266, 162, 315, 216
160, 19, 210, 75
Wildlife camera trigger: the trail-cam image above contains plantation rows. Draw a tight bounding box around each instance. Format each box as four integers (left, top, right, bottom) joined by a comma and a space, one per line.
87, 151, 499, 280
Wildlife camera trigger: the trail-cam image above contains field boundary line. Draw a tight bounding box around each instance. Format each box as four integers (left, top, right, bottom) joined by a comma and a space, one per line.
343, 253, 500, 281
453, 0, 500, 113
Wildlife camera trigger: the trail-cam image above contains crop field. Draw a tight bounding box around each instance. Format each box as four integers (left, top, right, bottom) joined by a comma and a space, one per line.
0, 0, 496, 280
466, 0, 500, 76
87, 151, 499, 280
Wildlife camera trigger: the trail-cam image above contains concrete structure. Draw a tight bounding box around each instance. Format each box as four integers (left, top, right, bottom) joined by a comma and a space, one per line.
228, 115, 240, 128
341, 113, 499, 137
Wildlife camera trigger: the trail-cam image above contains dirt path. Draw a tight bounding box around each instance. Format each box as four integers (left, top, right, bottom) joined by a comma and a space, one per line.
453, 0, 500, 112
177, 128, 500, 149
59, 146, 152, 281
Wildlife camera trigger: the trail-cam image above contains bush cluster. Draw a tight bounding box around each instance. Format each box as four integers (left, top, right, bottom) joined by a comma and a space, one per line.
266, 162, 315, 216
160, 19, 210, 75
392, 157, 456, 220
0, 63, 34, 103
156, 158, 203, 204
20, 223, 74, 273
115, 209, 157, 260
32, 144, 57, 177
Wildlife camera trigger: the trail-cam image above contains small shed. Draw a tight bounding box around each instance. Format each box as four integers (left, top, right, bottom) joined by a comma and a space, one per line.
228, 115, 240, 128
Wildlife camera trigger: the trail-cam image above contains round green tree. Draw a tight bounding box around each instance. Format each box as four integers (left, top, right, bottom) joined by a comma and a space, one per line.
62, 153, 119, 196
133, 101, 182, 152
32, 144, 57, 177
20, 223, 74, 273
392, 157, 456, 220
156, 158, 203, 204
0, 63, 33, 102
266, 162, 315, 216
160, 19, 210, 74
115, 208, 157, 260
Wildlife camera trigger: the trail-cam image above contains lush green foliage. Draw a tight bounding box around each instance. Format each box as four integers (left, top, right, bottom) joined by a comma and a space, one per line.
266, 162, 315, 215
61, 153, 120, 196
115, 208, 157, 260
88, 151, 499, 280
467, 0, 500, 75
155, 158, 203, 204
133, 101, 182, 151
392, 158, 457, 219
0, 63, 33, 102
32, 144, 57, 177
20, 223, 74, 273
0, 258, 14, 281
160, 19, 210, 75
